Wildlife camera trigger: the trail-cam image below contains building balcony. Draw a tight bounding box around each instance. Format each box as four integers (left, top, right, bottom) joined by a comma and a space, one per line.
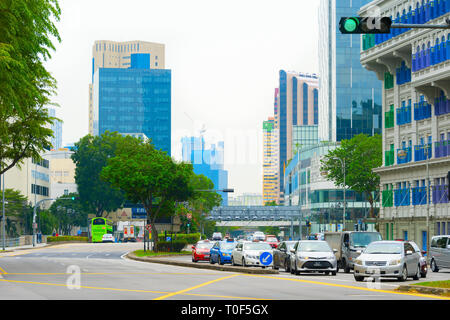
412, 186, 428, 205
385, 106, 394, 128
414, 144, 432, 161
397, 147, 412, 164
435, 140, 450, 158
433, 184, 449, 204
414, 101, 432, 120
394, 188, 410, 207
382, 189, 393, 208
434, 92, 450, 116
385, 149, 395, 166
396, 105, 412, 125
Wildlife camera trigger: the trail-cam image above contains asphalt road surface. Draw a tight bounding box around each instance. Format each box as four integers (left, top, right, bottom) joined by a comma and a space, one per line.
1, 243, 449, 300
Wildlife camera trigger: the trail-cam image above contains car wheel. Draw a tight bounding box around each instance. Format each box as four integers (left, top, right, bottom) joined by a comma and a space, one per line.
398, 265, 408, 282
209, 256, 214, 264
412, 264, 420, 280
231, 257, 235, 266
242, 258, 247, 267
354, 275, 364, 281
324, 271, 330, 275
430, 259, 439, 272
343, 259, 350, 273
331, 271, 337, 276
294, 261, 300, 275
218, 256, 224, 265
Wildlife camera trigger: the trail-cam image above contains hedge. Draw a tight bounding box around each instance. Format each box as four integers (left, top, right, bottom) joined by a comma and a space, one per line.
47, 236, 89, 243
156, 240, 188, 252
157, 233, 201, 243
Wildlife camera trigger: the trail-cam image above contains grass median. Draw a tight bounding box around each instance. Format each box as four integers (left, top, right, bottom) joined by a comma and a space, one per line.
413, 280, 450, 289
133, 250, 191, 257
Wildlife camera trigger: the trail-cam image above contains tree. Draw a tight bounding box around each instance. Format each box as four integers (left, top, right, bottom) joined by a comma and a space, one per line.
49, 193, 89, 235
71, 132, 126, 217
100, 135, 194, 251
1, 188, 29, 236
0, 0, 61, 175
320, 134, 382, 218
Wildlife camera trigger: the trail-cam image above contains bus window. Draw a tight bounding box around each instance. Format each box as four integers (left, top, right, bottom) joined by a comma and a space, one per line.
92, 218, 105, 225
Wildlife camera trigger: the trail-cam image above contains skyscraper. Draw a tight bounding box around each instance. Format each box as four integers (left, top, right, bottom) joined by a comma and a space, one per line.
89, 40, 171, 154
262, 117, 279, 204
277, 71, 319, 199
318, 0, 382, 143
181, 136, 229, 206
49, 108, 62, 150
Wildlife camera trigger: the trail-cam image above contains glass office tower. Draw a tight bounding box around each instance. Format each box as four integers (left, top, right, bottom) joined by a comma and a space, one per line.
92, 53, 171, 155
319, 0, 382, 142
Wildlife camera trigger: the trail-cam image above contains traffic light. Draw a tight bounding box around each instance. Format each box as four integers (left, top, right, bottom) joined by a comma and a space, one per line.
306, 221, 311, 227
339, 17, 392, 34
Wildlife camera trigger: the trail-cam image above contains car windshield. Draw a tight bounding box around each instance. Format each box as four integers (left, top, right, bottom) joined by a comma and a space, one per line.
219, 242, 236, 250
196, 243, 213, 249
244, 243, 272, 250
350, 232, 382, 248
365, 243, 402, 254
286, 242, 296, 250
297, 242, 332, 252
266, 237, 277, 242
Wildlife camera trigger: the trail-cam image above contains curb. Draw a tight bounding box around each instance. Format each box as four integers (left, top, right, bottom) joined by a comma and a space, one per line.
125, 252, 279, 275
397, 284, 450, 297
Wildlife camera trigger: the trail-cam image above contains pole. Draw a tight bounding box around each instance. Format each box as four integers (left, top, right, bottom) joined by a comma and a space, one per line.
426, 146, 430, 261
343, 159, 346, 231
2, 170, 5, 251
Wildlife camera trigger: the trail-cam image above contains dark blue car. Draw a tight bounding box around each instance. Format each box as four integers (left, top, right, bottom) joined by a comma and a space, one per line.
209, 240, 237, 265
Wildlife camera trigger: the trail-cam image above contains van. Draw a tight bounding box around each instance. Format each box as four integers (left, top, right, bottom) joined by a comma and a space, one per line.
323, 231, 382, 273
430, 235, 450, 272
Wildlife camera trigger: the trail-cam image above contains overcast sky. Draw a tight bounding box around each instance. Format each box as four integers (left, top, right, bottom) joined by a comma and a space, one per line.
45, 0, 320, 196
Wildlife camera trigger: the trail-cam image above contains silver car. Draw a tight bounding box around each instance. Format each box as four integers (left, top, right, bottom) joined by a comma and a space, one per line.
289, 240, 338, 275
232, 241, 273, 268
430, 235, 450, 272
353, 241, 421, 282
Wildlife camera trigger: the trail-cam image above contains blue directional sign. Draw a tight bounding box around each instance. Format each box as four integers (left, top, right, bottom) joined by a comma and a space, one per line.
259, 252, 273, 266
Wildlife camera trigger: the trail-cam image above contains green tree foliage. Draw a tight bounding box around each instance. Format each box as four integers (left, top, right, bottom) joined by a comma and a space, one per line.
49, 193, 89, 235
0, 0, 61, 175
1, 188, 29, 236
320, 134, 382, 218
100, 135, 194, 251
71, 132, 126, 217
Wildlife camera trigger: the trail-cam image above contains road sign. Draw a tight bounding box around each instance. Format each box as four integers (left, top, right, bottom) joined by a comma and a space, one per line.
145, 224, 152, 232
187, 213, 192, 219
259, 252, 273, 266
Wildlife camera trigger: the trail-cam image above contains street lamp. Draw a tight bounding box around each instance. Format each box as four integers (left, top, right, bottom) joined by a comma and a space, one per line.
332, 157, 346, 231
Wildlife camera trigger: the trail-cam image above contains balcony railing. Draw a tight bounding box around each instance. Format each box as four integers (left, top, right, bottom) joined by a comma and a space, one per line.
394, 188, 410, 206
385, 106, 394, 128
414, 144, 432, 161
433, 184, 449, 204
435, 140, 450, 158
412, 186, 428, 205
396, 105, 412, 125
414, 101, 431, 121
434, 94, 450, 116
385, 149, 395, 166
382, 189, 393, 208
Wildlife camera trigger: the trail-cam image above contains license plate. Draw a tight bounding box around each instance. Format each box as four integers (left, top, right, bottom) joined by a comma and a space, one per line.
204, 255, 209, 258
313, 262, 322, 267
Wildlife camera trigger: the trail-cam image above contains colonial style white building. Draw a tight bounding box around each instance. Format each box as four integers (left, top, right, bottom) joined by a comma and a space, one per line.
359, 0, 450, 251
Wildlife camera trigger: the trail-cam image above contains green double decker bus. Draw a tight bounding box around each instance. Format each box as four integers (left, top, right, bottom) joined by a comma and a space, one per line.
91, 217, 114, 243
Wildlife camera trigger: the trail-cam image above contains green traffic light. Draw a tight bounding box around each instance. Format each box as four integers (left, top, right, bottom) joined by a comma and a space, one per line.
71, 197, 75, 200
344, 18, 358, 32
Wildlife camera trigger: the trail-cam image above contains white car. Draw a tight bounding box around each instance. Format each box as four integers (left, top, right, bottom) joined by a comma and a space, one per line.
102, 234, 115, 243
252, 232, 266, 241
231, 241, 273, 268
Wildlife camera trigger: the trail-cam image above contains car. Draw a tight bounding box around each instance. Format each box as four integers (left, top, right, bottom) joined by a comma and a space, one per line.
429, 235, 450, 272
273, 240, 297, 272
396, 240, 427, 278
353, 240, 422, 282
102, 234, 115, 243
290, 240, 338, 275
253, 232, 265, 241
192, 240, 214, 263
212, 232, 223, 241
209, 239, 237, 265
231, 241, 273, 268
265, 235, 279, 249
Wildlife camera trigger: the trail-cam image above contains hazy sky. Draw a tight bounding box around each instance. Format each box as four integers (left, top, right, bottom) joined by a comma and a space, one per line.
45, 0, 320, 196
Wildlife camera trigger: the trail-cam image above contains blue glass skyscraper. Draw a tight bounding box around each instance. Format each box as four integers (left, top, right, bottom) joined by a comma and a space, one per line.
318, 0, 382, 142
181, 137, 229, 206
90, 41, 171, 155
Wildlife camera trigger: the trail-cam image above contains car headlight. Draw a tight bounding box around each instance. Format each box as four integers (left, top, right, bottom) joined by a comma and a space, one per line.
222, 253, 230, 257
299, 255, 308, 260
389, 259, 401, 266
354, 259, 363, 265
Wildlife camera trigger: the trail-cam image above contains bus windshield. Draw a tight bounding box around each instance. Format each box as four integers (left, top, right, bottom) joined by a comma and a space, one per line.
92, 218, 105, 225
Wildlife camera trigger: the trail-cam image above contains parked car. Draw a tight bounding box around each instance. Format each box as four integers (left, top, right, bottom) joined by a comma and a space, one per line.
212, 232, 223, 241
102, 234, 115, 243
353, 240, 421, 282
192, 240, 214, 263
429, 235, 450, 272
209, 239, 237, 265
273, 241, 297, 272
406, 240, 427, 278
265, 235, 279, 248
232, 241, 273, 268
290, 240, 337, 275
324, 231, 382, 273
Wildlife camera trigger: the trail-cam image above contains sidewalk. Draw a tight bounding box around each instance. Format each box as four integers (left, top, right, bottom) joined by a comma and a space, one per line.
0, 243, 49, 252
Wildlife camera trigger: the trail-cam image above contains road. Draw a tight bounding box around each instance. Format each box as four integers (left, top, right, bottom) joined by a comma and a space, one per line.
0, 243, 449, 300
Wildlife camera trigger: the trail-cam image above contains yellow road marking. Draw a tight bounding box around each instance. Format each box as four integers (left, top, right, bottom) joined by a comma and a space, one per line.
0, 266, 7, 274
154, 274, 240, 300
242, 274, 450, 300
3, 272, 223, 276
0, 277, 263, 300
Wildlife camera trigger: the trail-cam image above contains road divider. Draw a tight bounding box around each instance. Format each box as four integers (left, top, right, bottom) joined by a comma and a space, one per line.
125, 252, 279, 275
